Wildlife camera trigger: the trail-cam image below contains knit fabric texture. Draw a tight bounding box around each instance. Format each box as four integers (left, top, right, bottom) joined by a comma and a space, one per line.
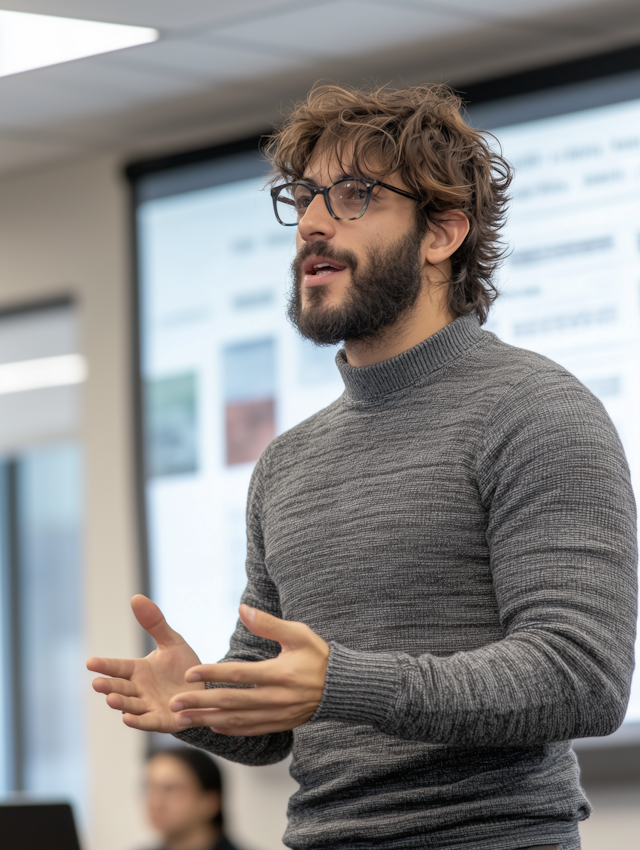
178, 314, 638, 850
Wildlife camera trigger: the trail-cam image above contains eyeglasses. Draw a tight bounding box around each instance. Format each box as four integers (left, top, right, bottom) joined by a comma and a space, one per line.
270, 177, 422, 226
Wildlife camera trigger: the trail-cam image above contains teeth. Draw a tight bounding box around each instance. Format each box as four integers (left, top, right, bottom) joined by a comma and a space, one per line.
313, 263, 332, 270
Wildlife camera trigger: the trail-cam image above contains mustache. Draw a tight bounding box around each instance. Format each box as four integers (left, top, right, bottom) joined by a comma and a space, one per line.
292, 240, 359, 281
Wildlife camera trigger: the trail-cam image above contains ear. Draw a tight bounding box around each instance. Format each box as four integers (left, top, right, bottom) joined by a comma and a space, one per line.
422, 210, 469, 266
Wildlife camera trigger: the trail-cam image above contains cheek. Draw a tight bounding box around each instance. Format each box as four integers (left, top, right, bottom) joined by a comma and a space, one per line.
147, 801, 172, 829
368, 210, 414, 246
148, 795, 195, 828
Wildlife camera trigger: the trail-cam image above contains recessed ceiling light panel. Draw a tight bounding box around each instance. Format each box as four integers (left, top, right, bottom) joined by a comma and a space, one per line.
0, 9, 158, 78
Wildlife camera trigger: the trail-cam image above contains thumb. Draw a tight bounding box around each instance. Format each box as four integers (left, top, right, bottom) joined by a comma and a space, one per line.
239, 604, 306, 649
131, 594, 185, 648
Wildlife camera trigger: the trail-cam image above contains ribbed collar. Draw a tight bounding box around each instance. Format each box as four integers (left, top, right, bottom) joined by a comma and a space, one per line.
336, 313, 484, 403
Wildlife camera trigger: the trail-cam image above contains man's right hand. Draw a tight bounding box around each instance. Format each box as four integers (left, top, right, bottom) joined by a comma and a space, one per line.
87, 594, 204, 734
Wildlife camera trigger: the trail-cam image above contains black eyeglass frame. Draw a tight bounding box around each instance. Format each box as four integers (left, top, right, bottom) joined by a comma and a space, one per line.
270, 177, 422, 225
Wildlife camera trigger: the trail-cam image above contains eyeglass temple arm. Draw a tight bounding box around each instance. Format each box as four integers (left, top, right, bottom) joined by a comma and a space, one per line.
373, 180, 422, 202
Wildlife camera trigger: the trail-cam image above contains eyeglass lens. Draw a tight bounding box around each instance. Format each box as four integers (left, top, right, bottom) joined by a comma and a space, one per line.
275, 179, 370, 224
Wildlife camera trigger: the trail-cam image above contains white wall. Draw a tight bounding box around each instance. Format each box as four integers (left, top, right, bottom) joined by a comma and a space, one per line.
0, 155, 295, 850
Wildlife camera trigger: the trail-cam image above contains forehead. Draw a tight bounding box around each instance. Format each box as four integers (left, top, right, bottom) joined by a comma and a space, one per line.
147, 755, 197, 786
302, 138, 384, 182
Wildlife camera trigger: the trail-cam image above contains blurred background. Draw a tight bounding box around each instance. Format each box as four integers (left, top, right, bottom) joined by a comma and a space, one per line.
0, 2, 638, 849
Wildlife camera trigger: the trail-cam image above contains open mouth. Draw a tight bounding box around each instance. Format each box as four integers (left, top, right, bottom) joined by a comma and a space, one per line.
310, 262, 344, 276
302, 256, 348, 277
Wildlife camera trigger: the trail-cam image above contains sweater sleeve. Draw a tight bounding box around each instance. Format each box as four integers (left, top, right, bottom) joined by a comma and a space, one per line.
313, 368, 638, 745
176, 446, 293, 764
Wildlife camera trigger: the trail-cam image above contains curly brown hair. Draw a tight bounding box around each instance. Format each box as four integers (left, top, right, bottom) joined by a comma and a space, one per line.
264, 84, 512, 324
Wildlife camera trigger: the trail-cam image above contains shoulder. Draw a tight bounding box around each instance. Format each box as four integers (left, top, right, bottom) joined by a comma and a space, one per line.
472, 334, 627, 481
471, 330, 606, 421
475, 330, 584, 389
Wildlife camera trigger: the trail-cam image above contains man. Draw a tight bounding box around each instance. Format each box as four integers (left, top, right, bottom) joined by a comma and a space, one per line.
88, 85, 637, 850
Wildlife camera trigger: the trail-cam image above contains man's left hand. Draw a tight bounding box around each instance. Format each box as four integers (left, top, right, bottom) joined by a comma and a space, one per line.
170, 605, 330, 736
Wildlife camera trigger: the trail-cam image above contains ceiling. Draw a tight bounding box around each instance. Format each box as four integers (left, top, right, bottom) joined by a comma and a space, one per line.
1, 0, 639, 178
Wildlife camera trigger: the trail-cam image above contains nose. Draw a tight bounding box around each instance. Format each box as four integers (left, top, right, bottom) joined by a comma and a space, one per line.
297, 192, 337, 243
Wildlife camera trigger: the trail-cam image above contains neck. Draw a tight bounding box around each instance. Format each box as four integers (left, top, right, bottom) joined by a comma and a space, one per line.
166, 823, 219, 850
344, 279, 454, 368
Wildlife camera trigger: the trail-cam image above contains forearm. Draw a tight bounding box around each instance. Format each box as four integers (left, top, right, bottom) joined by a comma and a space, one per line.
176, 719, 292, 765
313, 624, 633, 746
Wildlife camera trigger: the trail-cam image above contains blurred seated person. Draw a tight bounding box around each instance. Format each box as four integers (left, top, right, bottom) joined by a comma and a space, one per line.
145, 747, 239, 850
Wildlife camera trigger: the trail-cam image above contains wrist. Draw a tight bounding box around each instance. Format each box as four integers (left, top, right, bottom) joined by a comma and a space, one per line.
310, 642, 399, 727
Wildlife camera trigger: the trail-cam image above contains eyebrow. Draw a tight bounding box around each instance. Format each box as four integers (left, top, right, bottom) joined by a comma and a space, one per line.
299, 173, 373, 185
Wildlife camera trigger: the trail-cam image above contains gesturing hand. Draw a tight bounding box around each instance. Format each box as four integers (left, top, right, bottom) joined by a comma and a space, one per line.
87, 595, 205, 734
169, 605, 330, 736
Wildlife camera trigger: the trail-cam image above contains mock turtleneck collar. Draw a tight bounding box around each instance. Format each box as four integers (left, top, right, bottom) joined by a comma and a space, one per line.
335, 313, 484, 403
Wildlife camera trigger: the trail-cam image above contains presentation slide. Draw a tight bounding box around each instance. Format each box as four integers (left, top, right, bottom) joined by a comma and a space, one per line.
137, 175, 343, 667
136, 93, 640, 724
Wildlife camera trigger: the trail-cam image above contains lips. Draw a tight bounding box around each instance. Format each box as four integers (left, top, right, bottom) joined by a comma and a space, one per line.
302, 255, 347, 277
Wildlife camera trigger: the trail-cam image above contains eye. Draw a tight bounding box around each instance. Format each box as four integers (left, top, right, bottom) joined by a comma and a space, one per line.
292, 186, 313, 211
333, 180, 368, 204
343, 182, 367, 200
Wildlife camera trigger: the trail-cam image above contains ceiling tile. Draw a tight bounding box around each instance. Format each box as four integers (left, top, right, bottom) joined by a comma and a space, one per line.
0, 52, 211, 131
0, 0, 636, 179
210, 0, 475, 58
437, 0, 605, 19
119, 36, 303, 83
433, 0, 640, 38
0, 0, 297, 31
534, 0, 640, 36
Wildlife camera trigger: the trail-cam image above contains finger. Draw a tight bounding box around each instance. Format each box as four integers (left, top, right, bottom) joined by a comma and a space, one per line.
239, 605, 309, 648
106, 693, 148, 715
130, 595, 186, 649
176, 707, 303, 735
92, 677, 139, 697
209, 724, 288, 737
122, 713, 177, 733
87, 657, 135, 679
176, 708, 284, 730
185, 659, 280, 686
170, 686, 285, 713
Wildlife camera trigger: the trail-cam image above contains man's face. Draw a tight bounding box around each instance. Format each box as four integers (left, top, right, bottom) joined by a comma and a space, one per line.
289, 146, 426, 345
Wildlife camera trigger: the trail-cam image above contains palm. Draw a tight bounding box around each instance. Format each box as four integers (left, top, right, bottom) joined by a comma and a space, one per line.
129, 641, 203, 732
88, 595, 205, 733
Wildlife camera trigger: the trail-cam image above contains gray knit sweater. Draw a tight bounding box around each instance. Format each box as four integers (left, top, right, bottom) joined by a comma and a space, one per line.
178, 314, 637, 850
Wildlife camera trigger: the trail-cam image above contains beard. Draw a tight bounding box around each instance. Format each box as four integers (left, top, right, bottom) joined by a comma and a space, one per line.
288, 225, 425, 346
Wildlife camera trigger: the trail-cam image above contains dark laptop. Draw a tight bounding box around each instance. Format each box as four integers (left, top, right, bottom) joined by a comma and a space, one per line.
0, 802, 81, 850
